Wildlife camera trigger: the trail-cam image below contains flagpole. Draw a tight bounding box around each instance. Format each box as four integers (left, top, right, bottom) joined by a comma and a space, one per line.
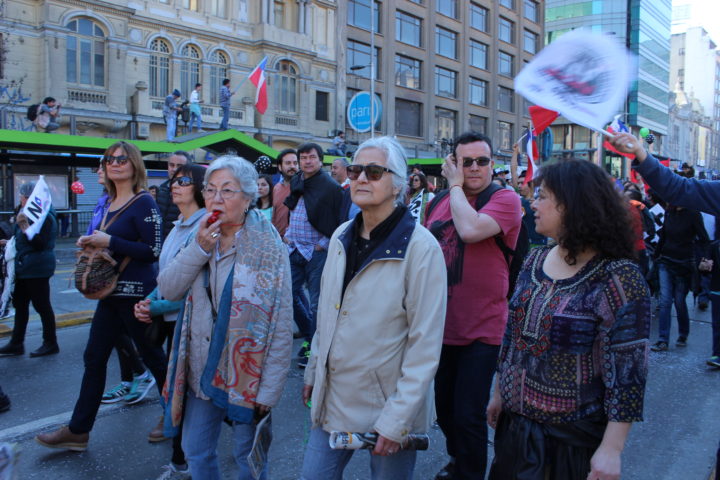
513, 131, 529, 146
232, 76, 249, 96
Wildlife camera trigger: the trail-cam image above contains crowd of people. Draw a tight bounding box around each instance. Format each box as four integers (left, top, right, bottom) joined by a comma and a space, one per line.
1, 127, 719, 480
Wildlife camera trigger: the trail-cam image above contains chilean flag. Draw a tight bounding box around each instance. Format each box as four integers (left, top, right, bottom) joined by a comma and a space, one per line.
604, 114, 635, 160
524, 107, 558, 185
249, 56, 268, 114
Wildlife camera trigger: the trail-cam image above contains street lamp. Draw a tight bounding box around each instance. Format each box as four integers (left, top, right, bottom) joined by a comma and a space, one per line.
348, 1, 376, 138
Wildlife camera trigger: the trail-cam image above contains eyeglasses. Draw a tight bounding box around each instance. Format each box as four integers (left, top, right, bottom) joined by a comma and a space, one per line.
457, 156, 492, 168
202, 187, 243, 199
171, 176, 193, 187
347, 164, 395, 181
103, 155, 130, 166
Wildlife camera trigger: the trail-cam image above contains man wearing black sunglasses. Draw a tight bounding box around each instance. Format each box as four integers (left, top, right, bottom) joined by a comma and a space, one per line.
424, 131, 522, 480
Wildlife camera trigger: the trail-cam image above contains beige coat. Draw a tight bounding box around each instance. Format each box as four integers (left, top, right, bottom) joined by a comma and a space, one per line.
304, 214, 447, 443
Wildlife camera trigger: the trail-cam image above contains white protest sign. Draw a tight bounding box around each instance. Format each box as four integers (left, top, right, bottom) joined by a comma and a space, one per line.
21, 176, 53, 240
514, 29, 635, 132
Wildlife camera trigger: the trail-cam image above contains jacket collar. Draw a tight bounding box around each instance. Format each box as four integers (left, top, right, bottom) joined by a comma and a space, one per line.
338, 207, 416, 267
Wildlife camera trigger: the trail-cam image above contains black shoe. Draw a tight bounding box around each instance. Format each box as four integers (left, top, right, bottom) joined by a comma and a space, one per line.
676, 336, 688, 347
435, 461, 456, 480
297, 355, 309, 369
0, 393, 10, 413
699, 302, 709, 311
29, 342, 59, 357
0, 342, 24, 356
651, 341, 668, 352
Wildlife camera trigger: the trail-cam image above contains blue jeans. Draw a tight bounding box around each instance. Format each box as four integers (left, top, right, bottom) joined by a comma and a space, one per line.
290, 248, 327, 342
220, 105, 230, 130
710, 294, 720, 356
300, 428, 416, 480
658, 262, 691, 343
166, 114, 177, 141
182, 390, 264, 480
189, 112, 202, 132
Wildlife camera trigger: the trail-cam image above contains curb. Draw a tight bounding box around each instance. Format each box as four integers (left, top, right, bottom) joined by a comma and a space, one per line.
0, 310, 94, 338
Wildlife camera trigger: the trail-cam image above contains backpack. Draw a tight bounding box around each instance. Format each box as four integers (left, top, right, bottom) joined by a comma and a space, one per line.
26, 104, 40, 122
425, 184, 530, 299
74, 193, 147, 300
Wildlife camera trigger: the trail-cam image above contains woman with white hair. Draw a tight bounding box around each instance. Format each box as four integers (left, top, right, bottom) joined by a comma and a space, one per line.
300, 136, 447, 479
157, 155, 293, 480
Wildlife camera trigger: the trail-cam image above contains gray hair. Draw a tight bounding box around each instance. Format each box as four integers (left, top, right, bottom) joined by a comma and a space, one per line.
353, 136, 408, 202
333, 157, 350, 168
19, 182, 35, 197
205, 155, 258, 202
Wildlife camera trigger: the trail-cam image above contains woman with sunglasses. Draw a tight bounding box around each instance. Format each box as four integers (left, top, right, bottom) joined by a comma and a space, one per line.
158, 156, 292, 480
36, 142, 166, 452
406, 172, 434, 224
486, 160, 650, 480
132, 163, 207, 478
300, 137, 447, 479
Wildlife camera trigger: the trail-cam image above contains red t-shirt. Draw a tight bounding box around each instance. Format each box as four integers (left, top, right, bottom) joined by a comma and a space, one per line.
424, 189, 522, 346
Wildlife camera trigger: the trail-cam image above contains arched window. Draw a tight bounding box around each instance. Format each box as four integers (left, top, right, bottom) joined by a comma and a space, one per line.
149, 38, 171, 97
275, 60, 298, 113
180, 45, 201, 98
209, 50, 229, 104
66, 18, 105, 87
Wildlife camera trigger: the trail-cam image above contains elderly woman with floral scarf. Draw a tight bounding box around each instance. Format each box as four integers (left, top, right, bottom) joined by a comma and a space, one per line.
158, 156, 293, 480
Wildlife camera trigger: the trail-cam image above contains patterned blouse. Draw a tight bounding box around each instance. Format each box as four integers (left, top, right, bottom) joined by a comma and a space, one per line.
497, 246, 650, 424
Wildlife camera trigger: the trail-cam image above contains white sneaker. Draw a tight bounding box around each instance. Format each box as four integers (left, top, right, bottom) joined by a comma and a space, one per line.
124, 372, 156, 405
156, 463, 191, 480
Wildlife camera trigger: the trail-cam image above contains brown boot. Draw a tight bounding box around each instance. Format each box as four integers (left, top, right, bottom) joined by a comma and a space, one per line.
148, 415, 168, 443
35, 426, 88, 451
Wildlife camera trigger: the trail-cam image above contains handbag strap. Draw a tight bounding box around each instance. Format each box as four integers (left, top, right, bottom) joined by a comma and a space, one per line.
99, 192, 149, 232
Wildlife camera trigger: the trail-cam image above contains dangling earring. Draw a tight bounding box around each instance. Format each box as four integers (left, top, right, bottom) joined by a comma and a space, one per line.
244, 208, 249, 214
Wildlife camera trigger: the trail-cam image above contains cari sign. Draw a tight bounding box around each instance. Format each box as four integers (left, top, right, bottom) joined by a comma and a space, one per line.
347, 91, 382, 133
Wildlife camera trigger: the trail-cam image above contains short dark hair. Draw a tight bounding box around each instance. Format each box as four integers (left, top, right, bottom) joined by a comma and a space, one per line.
195, 83, 202, 88
297, 142, 324, 162
172, 163, 207, 208
453, 131, 494, 158
536, 159, 636, 265
276, 148, 297, 167
222, 78, 230, 86
171, 151, 193, 163
43, 97, 56, 105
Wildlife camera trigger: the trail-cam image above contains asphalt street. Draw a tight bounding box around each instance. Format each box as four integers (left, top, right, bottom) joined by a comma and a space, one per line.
0, 258, 719, 479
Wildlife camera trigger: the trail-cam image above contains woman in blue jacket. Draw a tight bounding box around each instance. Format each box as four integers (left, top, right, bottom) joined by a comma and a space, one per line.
0, 182, 58, 357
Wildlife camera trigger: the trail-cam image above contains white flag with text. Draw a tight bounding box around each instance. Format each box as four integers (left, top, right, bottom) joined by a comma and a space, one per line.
21, 176, 52, 240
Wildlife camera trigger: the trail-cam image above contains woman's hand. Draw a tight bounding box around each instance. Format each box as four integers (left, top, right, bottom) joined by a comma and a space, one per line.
196, 212, 222, 253
133, 299, 152, 323
486, 390, 502, 429
372, 435, 402, 456
587, 445, 622, 480
76, 230, 111, 248
442, 153, 464, 189
302, 384, 313, 406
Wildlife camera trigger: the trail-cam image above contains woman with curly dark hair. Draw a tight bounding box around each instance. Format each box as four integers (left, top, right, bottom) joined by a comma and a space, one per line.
406, 172, 434, 223
487, 159, 651, 480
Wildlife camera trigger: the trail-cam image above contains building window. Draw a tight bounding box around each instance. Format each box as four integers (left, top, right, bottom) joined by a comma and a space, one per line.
210, 0, 227, 17
436, 0, 457, 18
470, 40, 487, 69
275, 60, 298, 113
470, 3, 488, 32
396, 11, 422, 47
209, 50, 229, 104
498, 86, 514, 112
524, 0, 538, 22
436, 107, 457, 143
523, 30, 537, 53
180, 45, 201, 99
66, 18, 105, 87
498, 121, 513, 149
435, 66, 457, 98
182, 0, 198, 11
498, 51, 514, 77
347, 40, 380, 79
348, 0, 380, 33
469, 77, 487, 106
499, 17, 514, 44
149, 38, 171, 97
435, 26, 457, 59
469, 114, 487, 134
396, 99, 422, 137
395, 55, 421, 90
315, 91, 329, 121
500, 0, 514, 9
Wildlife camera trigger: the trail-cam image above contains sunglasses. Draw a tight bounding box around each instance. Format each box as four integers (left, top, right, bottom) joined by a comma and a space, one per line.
456, 156, 492, 168
171, 176, 193, 187
103, 155, 130, 166
346, 164, 395, 181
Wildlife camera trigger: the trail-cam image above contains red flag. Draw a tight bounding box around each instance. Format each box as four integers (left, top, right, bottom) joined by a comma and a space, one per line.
524, 127, 540, 185
529, 106, 559, 134
248, 57, 268, 114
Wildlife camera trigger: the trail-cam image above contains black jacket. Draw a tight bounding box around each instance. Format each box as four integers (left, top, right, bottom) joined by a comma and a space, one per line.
284, 170, 344, 238
155, 178, 180, 241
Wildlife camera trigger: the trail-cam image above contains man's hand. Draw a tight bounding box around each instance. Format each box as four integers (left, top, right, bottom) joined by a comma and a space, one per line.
442, 153, 464, 189
607, 133, 647, 163
302, 384, 313, 406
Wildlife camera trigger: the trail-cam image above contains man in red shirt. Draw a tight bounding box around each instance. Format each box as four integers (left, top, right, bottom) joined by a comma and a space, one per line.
271, 148, 298, 237
424, 132, 522, 480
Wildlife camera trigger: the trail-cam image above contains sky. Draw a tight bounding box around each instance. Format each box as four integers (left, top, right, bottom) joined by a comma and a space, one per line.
672, 0, 720, 46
